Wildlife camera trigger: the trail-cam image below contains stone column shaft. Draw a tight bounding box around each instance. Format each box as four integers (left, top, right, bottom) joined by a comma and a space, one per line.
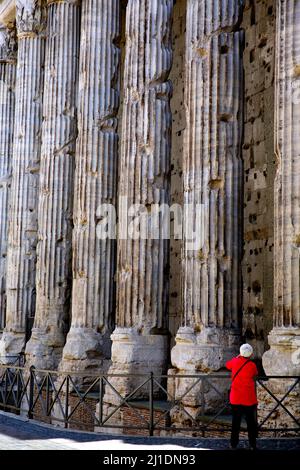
0, 26, 16, 333
107, 0, 173, 392
60, 0, 120, 373
25, 0, 81, 370
172, 0, 244, 377
0, 1, 47, 360
263, 0, 300, 375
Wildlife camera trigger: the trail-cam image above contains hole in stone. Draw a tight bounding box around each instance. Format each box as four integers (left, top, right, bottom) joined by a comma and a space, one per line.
208, 178, 223, 190
245, 328, 255, 340
294, 234, 300, 247
258, 37, 268, 48
250, 148, 254, 168
251, 3, 256, 25
220, 45, 229, 54
196, 47, 207, 57
294, 65, 300, 77
219, 113, 232, 122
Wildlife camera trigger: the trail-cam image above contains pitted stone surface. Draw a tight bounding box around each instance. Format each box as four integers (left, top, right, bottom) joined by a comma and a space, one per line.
242, 0, 276, 357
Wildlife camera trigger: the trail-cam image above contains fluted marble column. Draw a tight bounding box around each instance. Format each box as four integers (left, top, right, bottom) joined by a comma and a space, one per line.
106, 0, 173, 395
262, 0, 300, 376
25, 0, 80, 370
0, 1, 47, 361
0, 26, 16, 334
171, 0, 244, 380
59, 0, 120, 373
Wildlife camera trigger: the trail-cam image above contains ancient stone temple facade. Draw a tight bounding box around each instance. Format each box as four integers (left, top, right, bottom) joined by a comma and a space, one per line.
0, 0, 299, 415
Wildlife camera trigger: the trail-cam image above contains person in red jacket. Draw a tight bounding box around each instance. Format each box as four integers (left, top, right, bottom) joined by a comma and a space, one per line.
226, 343, 258, 450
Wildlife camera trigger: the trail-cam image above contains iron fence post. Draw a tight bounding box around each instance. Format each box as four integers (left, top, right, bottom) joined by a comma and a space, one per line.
28, 366, 35, 419
46, 374, 50, 417
4, 368, 8, 410
201, 377, 205, 437
16, 369, 21, 408
149, 372, 154, 437
99, 376, 103, 427
65, 375, 69, 429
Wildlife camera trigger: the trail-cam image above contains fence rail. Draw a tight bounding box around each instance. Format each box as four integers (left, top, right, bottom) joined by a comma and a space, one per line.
0, 364, 299, 437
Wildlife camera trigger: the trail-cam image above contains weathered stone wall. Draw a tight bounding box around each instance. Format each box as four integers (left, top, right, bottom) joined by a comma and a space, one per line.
242, 0, 276, 358
0, 0, 280, 364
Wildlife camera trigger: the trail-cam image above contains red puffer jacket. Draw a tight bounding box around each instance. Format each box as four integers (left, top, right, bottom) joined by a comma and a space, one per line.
226, 356, 258, 406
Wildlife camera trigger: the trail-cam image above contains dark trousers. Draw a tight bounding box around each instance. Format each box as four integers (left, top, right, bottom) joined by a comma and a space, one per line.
231, 405, 257, 448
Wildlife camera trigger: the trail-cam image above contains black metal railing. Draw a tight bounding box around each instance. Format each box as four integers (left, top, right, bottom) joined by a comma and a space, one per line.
0, 364, 299, 437
0, 354, 25, 367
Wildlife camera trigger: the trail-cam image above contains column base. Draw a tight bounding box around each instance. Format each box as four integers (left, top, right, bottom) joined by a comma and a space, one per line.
25, 327, 66, 371
0, 331, 25, 364
104, 327, 169, 405
258, 327, 300, 435
171, 325, 240, 372
59, 326, 111, 375
262, 327, 300, 376
170, 326, 240, 414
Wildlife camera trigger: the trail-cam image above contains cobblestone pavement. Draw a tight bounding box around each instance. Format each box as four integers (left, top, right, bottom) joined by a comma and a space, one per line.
0, 411, 299, 451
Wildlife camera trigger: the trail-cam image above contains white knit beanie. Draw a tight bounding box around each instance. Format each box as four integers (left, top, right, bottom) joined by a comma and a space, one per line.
240, 343, 253, 358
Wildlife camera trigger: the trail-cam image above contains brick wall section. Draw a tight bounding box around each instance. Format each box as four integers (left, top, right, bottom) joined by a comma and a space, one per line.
122, 404, 248, 438
31, 390, 97, 432
67, 395, 97, 432
31, 389, 52, 425
122, 406, 170, 437
242, 0, 276, 358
